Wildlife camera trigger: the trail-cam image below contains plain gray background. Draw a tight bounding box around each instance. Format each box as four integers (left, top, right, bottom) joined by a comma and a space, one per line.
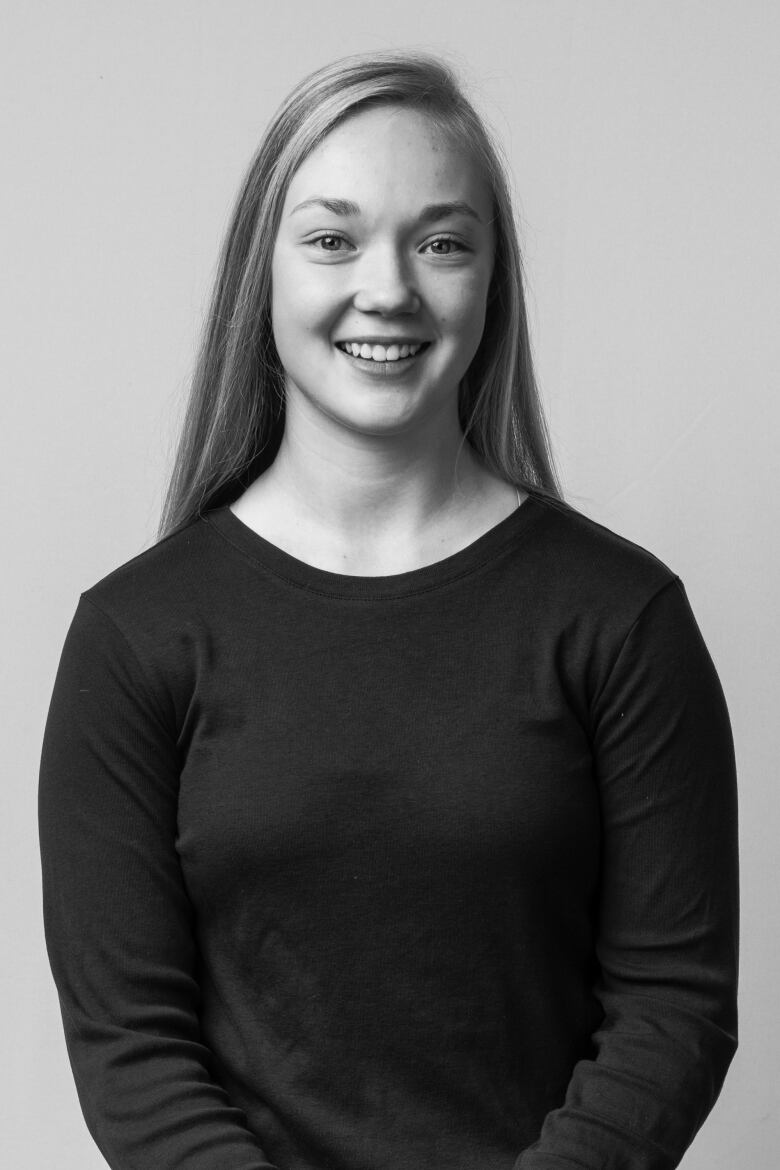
3, 2, 777, 1167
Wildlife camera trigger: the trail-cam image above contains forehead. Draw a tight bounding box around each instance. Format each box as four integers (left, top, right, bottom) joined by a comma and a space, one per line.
283, 105, 492, 220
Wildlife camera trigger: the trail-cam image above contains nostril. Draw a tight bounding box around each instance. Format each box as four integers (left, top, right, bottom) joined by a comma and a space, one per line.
353, 279, 421, 315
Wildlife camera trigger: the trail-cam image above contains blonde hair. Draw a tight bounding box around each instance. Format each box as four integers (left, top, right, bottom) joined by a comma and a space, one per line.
158, 50, 564, 538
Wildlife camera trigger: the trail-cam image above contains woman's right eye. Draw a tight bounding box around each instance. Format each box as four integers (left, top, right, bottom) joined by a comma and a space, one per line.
309, 233, 349, 252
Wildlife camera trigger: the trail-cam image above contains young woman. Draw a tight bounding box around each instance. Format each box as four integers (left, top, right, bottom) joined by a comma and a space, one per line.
39, 51, 738, 1170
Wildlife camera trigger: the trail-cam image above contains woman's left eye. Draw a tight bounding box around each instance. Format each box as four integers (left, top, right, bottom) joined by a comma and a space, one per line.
423, 237, 466, 256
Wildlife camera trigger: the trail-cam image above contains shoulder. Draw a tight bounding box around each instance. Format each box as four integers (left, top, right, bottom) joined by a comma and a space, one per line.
530, 496, 676, 580
83, 516, 213, 613
514, 497, 709, 726
522, 494, 680, 630
73, 515, 231, 676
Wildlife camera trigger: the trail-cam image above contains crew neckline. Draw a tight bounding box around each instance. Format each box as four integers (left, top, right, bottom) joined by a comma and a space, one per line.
204, 495, 545, 600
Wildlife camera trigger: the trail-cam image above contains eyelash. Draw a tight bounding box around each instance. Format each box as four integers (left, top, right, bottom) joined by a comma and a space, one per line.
424, 236, 466, 256
307, 233, 467, 255
309, 233, 350, 252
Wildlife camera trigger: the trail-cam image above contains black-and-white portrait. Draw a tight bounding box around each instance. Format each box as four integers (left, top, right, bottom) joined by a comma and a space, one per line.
6, 4, 776, 1169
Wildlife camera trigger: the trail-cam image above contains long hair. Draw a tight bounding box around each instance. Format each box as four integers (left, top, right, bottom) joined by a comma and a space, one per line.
158, 50, 564, 539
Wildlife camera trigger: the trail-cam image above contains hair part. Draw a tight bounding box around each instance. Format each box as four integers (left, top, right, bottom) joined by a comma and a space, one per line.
158, 49, 565, 539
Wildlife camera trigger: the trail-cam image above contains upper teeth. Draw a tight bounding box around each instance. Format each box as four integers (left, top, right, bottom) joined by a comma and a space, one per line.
339, 342, 423, 362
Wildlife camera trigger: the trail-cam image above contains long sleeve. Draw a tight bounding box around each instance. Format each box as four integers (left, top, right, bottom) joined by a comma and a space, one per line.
38, 503, 739, 1170
38, 595, 276, 1170
515, 577, 739, 1170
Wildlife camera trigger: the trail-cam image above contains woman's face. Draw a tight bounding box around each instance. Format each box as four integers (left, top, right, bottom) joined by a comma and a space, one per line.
270, 104, 495, 437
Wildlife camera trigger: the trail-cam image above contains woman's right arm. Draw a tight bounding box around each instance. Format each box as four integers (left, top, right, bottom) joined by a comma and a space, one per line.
39, 595, 276, 1170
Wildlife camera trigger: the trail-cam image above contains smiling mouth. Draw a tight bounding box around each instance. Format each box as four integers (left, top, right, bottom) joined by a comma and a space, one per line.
336, 341, 430, 364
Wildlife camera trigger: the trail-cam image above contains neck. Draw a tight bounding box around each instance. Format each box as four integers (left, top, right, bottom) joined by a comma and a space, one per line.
255, 390, 490, 539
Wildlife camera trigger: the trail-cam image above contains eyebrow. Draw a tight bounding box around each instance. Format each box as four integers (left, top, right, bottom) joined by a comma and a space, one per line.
290, 197, 483, 224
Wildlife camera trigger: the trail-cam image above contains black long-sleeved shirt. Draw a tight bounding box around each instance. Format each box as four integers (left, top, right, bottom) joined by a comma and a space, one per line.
39, 495, 739, 1170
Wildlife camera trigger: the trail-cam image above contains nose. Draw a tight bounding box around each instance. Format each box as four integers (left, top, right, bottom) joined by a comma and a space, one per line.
352, 244, 421, 316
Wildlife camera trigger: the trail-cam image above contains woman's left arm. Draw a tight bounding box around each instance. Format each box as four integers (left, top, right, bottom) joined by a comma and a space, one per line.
518, 576, 739, 1170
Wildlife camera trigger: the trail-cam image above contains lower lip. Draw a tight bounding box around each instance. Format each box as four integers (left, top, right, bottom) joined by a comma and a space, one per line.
336, 345, 429, 377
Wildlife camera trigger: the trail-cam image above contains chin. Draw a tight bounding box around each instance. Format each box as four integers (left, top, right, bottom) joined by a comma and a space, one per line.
333, 402, 421, 436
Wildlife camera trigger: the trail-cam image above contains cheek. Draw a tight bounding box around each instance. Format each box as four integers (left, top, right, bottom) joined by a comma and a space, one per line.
440, 272, 491, 347
271, 253, 337, 354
